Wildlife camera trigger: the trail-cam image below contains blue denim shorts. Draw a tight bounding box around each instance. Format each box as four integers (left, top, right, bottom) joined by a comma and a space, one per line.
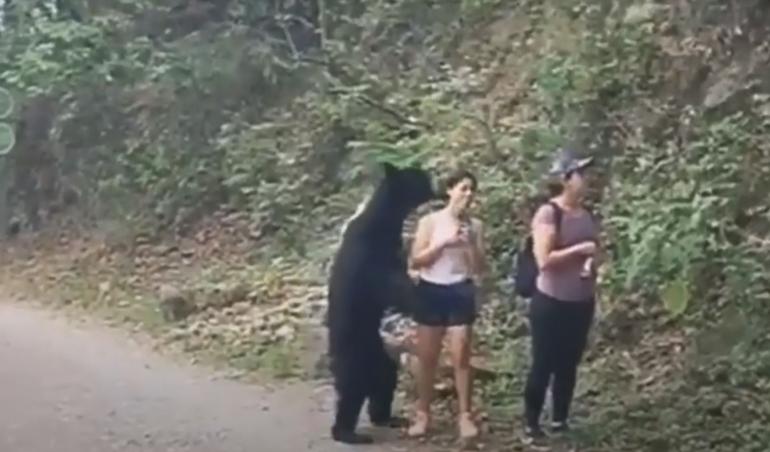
413, 278, 477, 327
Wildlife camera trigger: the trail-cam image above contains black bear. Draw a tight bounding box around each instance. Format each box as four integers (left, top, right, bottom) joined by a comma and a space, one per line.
326, 162, 434, 444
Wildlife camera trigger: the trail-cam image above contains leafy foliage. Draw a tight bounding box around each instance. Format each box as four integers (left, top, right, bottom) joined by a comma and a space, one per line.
0, 87, 14, 155
1, 0, 770, 450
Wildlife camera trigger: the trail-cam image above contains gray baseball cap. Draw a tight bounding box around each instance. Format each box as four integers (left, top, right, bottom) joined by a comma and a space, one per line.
548, 148, 595, 176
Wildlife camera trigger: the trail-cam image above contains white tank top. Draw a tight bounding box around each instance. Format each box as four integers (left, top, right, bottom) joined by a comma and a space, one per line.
419, 211, 474, 285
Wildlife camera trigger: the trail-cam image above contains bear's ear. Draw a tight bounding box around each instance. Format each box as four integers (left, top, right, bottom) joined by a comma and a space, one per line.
382, 161, 398, 178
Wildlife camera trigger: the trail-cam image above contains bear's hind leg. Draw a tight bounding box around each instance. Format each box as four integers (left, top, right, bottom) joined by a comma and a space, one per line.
368, 344, 407, 428
332, 357, 373, 444
333, 389, 372, 444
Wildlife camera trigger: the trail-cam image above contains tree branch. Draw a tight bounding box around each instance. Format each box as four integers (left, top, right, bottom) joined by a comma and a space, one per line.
461, 111, 499, 158
279, 20, 299, 59
318, 0, 327, 49
327, 86, 433, 130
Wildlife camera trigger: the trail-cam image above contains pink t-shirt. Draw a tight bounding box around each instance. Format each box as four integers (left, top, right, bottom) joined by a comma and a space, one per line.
531, 204, 598, 302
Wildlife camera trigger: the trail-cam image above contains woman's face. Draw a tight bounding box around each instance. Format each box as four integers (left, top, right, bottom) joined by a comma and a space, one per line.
447, 177, 476, 209
564, 168, 588, 197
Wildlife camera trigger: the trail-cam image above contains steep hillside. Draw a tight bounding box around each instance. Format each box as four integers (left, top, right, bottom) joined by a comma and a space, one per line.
1, 1, 769, 450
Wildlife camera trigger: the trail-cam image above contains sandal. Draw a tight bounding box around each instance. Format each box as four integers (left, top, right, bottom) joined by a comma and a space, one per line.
407, 410, 430, 438
458, 412, 479, 439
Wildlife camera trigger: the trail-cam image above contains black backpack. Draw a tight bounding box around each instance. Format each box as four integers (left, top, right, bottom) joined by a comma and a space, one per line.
513, 201, 563, 299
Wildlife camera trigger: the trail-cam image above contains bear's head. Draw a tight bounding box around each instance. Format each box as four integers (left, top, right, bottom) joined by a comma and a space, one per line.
381, 162, 435, 212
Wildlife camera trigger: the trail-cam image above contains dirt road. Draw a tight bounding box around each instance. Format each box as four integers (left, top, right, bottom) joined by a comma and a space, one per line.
0, 303, 407, 452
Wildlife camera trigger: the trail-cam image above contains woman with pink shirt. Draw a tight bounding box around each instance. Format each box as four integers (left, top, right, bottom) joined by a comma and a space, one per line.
522, 149, 600, 446
407, 169, 487, 440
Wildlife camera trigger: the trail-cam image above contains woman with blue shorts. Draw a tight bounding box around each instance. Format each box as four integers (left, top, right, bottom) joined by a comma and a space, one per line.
407, 169, 486, 440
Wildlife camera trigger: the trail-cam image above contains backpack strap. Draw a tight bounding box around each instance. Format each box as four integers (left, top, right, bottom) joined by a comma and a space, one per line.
546, 201, 563, 248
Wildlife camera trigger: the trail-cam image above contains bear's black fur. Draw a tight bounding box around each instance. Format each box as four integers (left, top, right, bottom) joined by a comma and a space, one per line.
326, 162, 434, 444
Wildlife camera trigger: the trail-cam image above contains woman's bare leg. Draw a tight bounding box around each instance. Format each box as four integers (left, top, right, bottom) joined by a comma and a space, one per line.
408, 324, 445, 436
448, 324, 478, 438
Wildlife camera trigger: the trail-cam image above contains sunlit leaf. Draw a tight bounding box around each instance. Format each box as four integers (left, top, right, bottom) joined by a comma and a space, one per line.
661, 278, 690, 317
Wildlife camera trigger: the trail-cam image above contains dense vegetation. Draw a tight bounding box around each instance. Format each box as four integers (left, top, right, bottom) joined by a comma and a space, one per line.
2, 1, 769, 450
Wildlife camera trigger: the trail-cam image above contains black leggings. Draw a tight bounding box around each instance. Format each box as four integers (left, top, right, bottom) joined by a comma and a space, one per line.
524, 290, 595, 427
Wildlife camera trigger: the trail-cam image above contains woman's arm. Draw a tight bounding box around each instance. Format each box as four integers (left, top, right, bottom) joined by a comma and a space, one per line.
409, 214, 445, 269
532, 205, 595, 271
469, 218, 487, 277
590, 218, 604, 274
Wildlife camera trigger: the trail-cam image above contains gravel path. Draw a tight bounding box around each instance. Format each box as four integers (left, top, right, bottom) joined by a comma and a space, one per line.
0, 302, 413, 452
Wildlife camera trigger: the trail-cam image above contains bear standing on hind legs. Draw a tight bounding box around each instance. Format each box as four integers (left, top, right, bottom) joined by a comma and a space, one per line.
326, 162, 435, 445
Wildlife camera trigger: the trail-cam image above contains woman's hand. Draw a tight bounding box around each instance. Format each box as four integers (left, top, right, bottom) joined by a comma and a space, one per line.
442, 224, 469, 248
